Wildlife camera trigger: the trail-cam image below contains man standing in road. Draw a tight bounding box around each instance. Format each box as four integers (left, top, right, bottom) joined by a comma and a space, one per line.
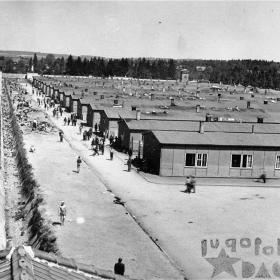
59, 130, 64, 142
127, 157, 132, 172
100, 143, 104, 155
77, 156, 82, 173
110, 147, 114, 160
114, 258, 125, 276
58, 201, 67, 226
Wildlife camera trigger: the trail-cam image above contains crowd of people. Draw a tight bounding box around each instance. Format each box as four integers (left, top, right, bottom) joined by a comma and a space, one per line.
63, 113, 78, 126
184, 175, 196, 194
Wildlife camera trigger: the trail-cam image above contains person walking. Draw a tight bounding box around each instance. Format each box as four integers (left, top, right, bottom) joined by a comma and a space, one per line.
63, 117, 67, 126
32, 119, 37, 131
100, 143, 104, 155
92, 146, 99, 156
127, 158, 132, 172
128, 149, 132, 159
260, 171, 267, 183
59, 130, 64, 142
79, 124, 83, 134
109, 135, 114, 145
110, 147, 114, 160
91, 138, 96, 150
77, 156, 82, 173
86, 130, 91, 140
184, 176, 191, 193
83, 130, 87, 141
114, 258, 125, 276
58, 201, 67, 226
190, 175, 196, 193
67, 117, 71, 126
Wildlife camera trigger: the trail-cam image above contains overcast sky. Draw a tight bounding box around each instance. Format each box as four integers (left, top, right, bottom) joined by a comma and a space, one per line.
0, 1, 279, 61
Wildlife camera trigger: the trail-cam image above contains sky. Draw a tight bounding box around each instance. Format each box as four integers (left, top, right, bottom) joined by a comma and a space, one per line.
0, 1, 280, 61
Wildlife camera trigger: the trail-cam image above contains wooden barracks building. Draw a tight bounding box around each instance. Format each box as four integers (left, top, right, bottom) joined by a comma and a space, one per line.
143, 122, 280, 178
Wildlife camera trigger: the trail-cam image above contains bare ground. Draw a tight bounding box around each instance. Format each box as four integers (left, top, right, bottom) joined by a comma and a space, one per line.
2, 87, 27, 247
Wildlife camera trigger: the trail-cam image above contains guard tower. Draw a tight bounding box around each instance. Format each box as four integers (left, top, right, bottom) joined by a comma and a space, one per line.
181, 69, 189, 83
176, 66, 189, 84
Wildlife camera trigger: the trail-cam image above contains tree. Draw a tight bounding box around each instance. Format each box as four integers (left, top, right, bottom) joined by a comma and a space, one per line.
167, 59, 176, 79
60, 57, 66, 74
4, 59, 14, 73
45, 54, 55, 68
28, 58, 33, 72
33, 53, 38, 72
66, 55, 74, 75
74, 56, 83, 75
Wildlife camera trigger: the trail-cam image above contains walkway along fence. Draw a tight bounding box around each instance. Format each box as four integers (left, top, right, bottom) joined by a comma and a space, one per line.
4, 79, 58, 252
0, 72, 6, 249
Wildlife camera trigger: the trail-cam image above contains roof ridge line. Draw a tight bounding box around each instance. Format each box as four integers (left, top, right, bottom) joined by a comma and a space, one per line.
12, 246, 36, 280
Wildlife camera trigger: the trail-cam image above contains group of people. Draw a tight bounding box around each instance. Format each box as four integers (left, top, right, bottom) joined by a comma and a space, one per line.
91, 136, 105, 156
63, 113, 78, 126
33, 89, 55, 110
109, 134, 118, 146
53, 106, 63, 118
184, 175, 196, 194
83, 127, 93, 140
14, 95, 30, 109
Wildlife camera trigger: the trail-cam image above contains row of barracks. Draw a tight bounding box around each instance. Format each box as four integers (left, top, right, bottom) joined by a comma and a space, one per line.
33, 77, 199, 139
33, 77, 280, 178
33, 78, 155, 136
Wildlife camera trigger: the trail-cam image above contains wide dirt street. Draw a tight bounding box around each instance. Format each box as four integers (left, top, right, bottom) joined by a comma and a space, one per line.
22, 83, 280, 280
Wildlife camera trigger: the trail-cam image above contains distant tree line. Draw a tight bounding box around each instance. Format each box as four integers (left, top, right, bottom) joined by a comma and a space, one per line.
180, 59, 280, 89
39, 54, 177, 80
3, 53, 280, 89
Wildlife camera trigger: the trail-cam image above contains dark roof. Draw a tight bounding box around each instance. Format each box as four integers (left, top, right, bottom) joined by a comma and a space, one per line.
0, 246, 134, 280
102, 108, 204, 121
125, 120, 280, 134
254, 123, 280, 134
150, 130, 280, 147
125, 120, 199, 131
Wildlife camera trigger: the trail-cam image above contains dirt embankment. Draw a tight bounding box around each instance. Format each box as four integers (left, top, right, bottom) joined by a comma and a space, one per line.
3, 80, 58, 252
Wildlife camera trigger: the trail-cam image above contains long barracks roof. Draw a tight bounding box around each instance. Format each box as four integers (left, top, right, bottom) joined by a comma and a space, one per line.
125, 120, 199, 131
125, 120, 280, 133
150, 130, 280, 147
0, 246, 135, 280
102, 108, 204, 121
